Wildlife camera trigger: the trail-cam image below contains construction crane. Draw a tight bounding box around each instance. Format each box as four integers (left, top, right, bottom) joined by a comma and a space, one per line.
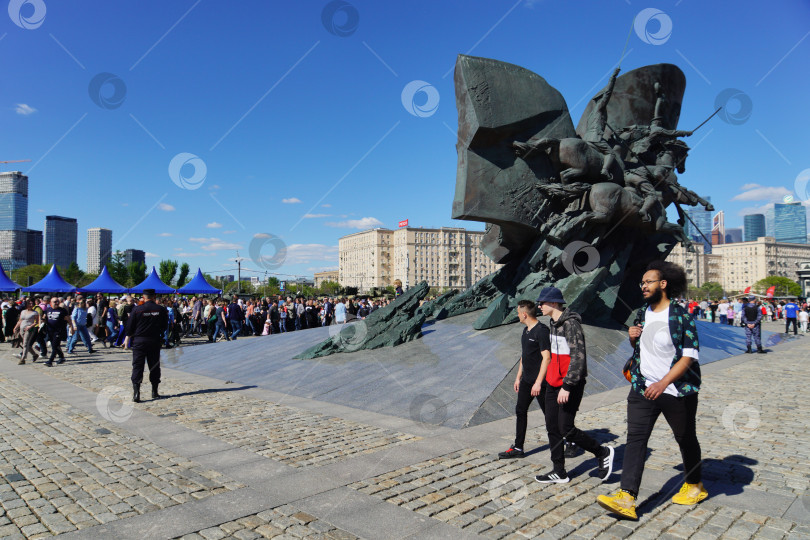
0, 159, 31, 171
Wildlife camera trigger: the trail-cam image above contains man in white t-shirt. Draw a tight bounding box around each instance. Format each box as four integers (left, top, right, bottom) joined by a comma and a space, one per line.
717, 299, 729, 325
598, 260, 705, 520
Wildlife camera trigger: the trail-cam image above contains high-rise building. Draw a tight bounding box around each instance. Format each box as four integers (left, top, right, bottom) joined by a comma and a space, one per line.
45, 216, 78, 269
0, 171, 30, 271
724, 228, 742, 244
743, 214, 766, 242
87, 228, 112, 274
773, 202, 807, 244
123, 249, 146, 267
26, 230, 42, 265
685, 197, 712, 254
339, 227, 503, 291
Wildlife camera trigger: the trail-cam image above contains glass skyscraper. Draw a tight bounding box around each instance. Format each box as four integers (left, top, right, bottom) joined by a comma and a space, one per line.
773, 202, 807, 244
45, 216, 78, 269
685, 196, 712, 253
0, 172, 30, 270
744, 214, 766, 242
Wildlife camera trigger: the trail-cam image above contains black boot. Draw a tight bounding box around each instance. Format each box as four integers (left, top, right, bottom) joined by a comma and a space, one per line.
151, 384, 161, 400
757, 345, 766, 354
133, 384, 141, 403
746, 345, 752, 354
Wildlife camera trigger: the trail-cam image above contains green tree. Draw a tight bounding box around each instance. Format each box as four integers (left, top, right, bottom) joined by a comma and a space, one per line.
225, 280, 253, 295
11, 264, 49, 288
754, 276, 802, 298
176, 263, 190, 288
319, 280, 341, 296
109, 251, 129, 284
61, 262, 84, 286
127, 262, 147, 287
76, 273, 97, 288
158, 260, 178, 285
699, 281, 724, 299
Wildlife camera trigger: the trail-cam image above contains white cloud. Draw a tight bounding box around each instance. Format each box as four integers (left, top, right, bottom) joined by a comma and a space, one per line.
145, 252, 159, 258
189, 236, 242, 251
739, 183, 761, 191
15, 104, 37, 115
223, 230, 236, 234
208, 184, 221, 191
321, 204, 332, 208
737, 203, 773, 217
158, 232, 172, 237
206, 222, 223, 228
282, 197, 302, 204
731, 186, 792, 202
307, 266, 338, 273
121, 203, 129, 207
303, 213, 331, 219
325, 217, 384, 229
36, 208, 44, 213
158, 203, 175, 211
285, 244, 339, 264
175, 252, 215, 257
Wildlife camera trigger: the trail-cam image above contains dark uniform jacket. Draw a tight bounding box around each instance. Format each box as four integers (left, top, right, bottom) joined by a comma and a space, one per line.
126, 300, 169, 341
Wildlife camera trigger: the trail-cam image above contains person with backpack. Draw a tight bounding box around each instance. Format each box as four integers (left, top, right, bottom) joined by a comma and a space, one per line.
597, 261, 704, 520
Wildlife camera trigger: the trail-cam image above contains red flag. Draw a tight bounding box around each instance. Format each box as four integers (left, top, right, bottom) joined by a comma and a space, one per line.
743, 286, 751, 294
398, 219, 409, 228
765, 286, 776, 298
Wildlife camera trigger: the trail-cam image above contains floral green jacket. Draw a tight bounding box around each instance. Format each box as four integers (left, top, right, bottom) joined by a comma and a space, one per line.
627, 299, 701, 397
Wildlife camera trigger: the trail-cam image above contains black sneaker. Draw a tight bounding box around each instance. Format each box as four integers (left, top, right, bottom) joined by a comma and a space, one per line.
564, 441, 581, 458
498, 445, 525, 459
597, 446, 615, 481
535, 472, 570, 484
56, 358, 65, 364
44, 362, 53, 367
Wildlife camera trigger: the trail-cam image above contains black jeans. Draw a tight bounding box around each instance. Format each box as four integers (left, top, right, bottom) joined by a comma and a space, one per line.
786, 317, 797, 335
514, 379, 546, 450
621, 389, 701, 495
544, 384, 603, 475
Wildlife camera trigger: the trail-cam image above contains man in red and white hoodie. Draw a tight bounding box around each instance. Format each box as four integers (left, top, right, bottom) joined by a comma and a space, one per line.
534, 286, 615, 484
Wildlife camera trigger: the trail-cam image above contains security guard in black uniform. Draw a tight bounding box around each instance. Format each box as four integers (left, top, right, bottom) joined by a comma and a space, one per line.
124, 289, 168, 402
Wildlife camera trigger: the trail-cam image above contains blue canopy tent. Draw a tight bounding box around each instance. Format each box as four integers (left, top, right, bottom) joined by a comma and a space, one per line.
22, 265, 77, 293
0, 262, 22, 292
129, 266, 176, 294
177, 269, 223, 295
79, 265, 129, 294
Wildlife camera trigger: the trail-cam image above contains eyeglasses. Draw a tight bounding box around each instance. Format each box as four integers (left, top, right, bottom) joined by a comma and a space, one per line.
639, 279, 661, 288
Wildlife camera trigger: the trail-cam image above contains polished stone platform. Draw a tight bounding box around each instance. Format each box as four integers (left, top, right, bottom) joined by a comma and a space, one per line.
164, 314, 785, 429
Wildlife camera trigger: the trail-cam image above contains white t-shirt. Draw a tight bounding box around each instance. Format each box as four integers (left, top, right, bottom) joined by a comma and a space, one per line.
640, 306, 699, 397
799, 311, 809, 323
87, 305, 98, 327
718, 302, 729, 313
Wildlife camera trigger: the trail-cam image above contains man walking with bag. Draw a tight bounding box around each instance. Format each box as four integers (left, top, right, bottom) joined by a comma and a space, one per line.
597, 261, 705, 519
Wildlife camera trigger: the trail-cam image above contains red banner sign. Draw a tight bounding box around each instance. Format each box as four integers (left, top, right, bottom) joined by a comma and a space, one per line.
398, 219, 409, 228
743, 286, 751, 294
765, 286, 776, 298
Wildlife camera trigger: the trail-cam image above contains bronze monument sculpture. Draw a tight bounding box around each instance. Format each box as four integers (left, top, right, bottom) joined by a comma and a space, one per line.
298, 55, 714, 358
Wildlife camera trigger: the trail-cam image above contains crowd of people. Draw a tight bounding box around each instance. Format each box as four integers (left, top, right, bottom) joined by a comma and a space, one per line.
0, 292, 398, 364
679, 296, 809, 334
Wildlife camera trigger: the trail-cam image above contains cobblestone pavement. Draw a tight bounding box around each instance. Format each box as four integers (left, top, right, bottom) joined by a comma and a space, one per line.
174, 505, 358, 539
23, 354, 419, 469
0, 374, 242, 538
0, 328, 808, 539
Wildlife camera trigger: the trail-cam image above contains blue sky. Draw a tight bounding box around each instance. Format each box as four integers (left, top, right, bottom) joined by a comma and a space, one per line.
3, 0, 809, 280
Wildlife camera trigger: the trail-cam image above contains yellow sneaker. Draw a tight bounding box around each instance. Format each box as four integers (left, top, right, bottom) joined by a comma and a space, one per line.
596, 490, 638, 520
671, 482, 708, 505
